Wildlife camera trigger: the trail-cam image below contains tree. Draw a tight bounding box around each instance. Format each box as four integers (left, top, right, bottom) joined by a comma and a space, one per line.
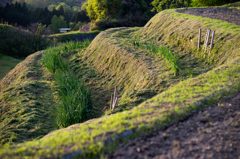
71, 10, 90, 23
58, 5, 65, 16
84, 0, 121, 22
48, 15, 68, 33
151, 0, 190, 12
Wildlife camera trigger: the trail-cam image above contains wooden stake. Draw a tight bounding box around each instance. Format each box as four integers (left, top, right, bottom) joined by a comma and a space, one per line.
209, 31, 215, 54
204, 29, 209, 47
110, 94, 113, 110
112, 86, 118, 110
198, 28, 201, 50
204, 29, 211, 54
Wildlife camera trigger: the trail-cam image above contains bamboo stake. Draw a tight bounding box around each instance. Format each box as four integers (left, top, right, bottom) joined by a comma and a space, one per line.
204, 29, 211, 54
209, 31, 215, 54
198, 28, 201, 50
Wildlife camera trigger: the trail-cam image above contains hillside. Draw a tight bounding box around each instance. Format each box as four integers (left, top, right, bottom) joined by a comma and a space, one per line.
0, 4, 240, 158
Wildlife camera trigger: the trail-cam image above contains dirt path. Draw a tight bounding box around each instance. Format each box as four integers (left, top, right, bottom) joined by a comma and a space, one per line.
177, 7, 240, 25
107, 91, 240, 159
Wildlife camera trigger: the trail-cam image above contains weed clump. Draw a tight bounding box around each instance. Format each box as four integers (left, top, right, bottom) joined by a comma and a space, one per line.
42, 40, 93, 129
132, 38, 180, 76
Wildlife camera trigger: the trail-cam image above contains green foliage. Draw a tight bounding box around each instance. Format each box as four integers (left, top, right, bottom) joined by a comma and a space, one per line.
48, 15, 68, 33
158, 46, 180, 76
55, 3, 72, 13
151, 0, 190, 12
34, 23, 49, 51
132, 38, 180, 76
85, 0, 154, 30
0, 24, 51, 58
12, 0, 87, 8
53, 70, 92, 128
71, 10, 90, 23
1, 1, 83, 28
85, 0, 154, 22
0, 2, 30, 27
90, 14, 151, 31
42, 40, 93, 129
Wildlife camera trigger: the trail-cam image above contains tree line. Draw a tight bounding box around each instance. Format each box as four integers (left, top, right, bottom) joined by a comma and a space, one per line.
0, 0, 238, 33
0, 2, 89, 33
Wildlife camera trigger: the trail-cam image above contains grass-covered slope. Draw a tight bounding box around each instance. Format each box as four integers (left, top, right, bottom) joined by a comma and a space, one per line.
0, 51, 56, 144
0, 8, 240, 158
138, 9, 240, 65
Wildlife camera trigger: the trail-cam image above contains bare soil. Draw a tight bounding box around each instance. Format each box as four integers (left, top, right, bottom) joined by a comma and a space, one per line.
108, 91, 240, 159
177, 7, 240, 25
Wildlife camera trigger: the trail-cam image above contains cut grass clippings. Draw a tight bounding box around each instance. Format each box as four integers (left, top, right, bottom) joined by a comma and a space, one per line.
0, 8, 240, 158
1, 50, 240, 158
0, 51, 55, 145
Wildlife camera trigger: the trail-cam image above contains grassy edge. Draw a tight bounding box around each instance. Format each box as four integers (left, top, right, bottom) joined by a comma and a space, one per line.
48, 30, 101, 42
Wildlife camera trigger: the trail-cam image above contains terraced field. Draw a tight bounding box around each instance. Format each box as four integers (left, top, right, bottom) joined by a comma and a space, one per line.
0, 4, 240, 159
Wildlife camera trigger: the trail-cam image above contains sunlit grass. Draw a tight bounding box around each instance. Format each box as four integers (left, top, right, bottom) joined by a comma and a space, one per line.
132, 38, 179, 75
42, 40, 93, 129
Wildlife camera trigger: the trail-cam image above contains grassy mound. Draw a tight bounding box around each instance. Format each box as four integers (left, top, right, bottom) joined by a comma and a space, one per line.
0, 51, 56, 145
0, 8, 240, 158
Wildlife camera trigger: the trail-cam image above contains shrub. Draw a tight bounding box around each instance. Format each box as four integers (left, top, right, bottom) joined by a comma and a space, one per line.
0, 24, 51, 58
90, 13, 150, 31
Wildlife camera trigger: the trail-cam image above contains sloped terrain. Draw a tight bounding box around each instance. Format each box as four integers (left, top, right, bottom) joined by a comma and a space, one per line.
0, 5, 240, 159
108, 91, 240, 159
0, 51, 56, 144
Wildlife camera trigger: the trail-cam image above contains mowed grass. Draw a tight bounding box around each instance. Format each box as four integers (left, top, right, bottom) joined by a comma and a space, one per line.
0, 55, 22, 80
0, 51, 56, 145
0, 7, 240, 158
